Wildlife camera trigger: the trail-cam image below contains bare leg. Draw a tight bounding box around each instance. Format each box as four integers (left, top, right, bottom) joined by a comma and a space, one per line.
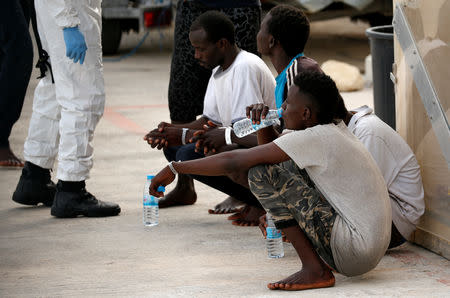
158, 174, 197, 208
268, 225, 335, 291
208, 196, 245, 214
0, 146, 24, 167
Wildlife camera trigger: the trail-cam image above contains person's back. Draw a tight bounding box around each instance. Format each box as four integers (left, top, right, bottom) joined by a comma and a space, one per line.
348, 106, 425, 242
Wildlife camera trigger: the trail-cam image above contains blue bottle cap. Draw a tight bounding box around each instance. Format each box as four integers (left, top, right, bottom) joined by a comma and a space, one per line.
157, 186, 165, 192
147, 175, 155, 180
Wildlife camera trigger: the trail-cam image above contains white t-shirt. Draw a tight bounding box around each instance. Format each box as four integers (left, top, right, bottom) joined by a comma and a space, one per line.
274, 121, 391, 276
348, 106, 425, 240
202, 50, 276, 127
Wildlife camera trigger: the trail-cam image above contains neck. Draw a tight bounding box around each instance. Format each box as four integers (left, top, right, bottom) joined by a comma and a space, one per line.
221, 45, 240, 70
344, 111, 355, 125
270, 48, 295, 74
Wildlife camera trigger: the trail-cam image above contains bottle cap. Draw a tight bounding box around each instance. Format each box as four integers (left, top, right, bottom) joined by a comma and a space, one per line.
157, 186, 165, 192
147, 175, 154, 180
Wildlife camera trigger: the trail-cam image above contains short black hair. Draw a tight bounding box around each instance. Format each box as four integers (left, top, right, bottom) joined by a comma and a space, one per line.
267, 5, 310, 57
293, 71, 340, 125
190, 11, 235, 45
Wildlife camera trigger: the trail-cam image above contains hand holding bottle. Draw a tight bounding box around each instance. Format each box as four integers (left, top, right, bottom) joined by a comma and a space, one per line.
246, 104, 270, 125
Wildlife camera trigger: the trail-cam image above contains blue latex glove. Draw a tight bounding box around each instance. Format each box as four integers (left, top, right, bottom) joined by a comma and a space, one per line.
63, 26, 87, 64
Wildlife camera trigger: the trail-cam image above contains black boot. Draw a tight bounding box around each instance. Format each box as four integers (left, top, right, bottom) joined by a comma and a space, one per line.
12, 162, 56, 207
51, 181, 121, 218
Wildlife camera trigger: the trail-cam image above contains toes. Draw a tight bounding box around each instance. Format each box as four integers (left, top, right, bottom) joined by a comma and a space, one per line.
231, 219, 259, 226
231, 219, 247, 226
267, 283, 277, 290
0, 158, 24, 167
231, 220, 241, 226
227, 213, 242, 220
208, 208, 233, 215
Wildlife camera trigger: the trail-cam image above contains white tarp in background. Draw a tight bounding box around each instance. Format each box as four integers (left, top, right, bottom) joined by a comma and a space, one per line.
299, 0, 374, 13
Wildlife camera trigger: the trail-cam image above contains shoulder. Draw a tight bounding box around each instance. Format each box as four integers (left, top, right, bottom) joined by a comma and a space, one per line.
287, 56, 322, 89
353, 114, 416, 156
234, 51, 269, 71
353, 114, 393, 139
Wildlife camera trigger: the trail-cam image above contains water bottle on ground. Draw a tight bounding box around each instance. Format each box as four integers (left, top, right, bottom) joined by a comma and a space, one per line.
266, 213, 284, 258
233, 108, 283, 138
143, 175, 165, 226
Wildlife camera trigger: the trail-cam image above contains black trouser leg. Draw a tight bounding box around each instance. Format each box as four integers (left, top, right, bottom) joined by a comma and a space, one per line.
164, 144, 262, 207
0, 0, 33, 148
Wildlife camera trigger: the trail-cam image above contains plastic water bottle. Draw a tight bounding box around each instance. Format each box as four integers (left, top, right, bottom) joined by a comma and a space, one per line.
233, 108, 283, 138
266, 213, 284, 258
143, 175, 165, 226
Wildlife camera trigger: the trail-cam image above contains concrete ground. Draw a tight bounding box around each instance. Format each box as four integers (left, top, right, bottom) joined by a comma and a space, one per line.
1, 18, 449, 297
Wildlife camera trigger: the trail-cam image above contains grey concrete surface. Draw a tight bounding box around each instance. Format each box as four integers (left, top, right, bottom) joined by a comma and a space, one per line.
1, 18, 449, 297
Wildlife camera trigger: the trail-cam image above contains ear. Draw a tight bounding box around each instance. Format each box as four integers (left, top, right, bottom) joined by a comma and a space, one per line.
216, 38, 228, 49
269, 36, 276, 49
302, 106, 312, 120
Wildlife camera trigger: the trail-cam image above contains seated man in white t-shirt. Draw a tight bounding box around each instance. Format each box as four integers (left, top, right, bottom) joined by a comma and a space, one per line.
335, 101, 425, 248
144, 11, 275, 220
148, 72, 391, 291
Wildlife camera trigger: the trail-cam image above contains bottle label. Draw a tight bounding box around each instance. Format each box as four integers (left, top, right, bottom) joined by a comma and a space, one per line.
266, 227, 282, 239
143, 194, 158, 206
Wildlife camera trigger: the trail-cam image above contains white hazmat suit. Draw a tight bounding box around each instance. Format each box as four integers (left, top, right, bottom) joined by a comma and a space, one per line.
24, 0, 104, 181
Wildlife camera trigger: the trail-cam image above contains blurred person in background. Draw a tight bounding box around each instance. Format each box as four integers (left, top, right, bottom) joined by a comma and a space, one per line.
0, 0, 33, 168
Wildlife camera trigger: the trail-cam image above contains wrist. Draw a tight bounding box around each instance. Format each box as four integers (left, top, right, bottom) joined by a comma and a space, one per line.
63, 26, 79, 31
181, 128, 189, 145
229, 129, 237, 145
225, 127, 233, 145
168, 161, 178, 176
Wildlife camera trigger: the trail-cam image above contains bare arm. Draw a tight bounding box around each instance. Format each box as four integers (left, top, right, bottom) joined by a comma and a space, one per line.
256, 126, 280, 145
245, 103, 280, 145
144, 116, 210, 149
230, 130, 258, 148
149, 142, 290, 197
170, 116, 209, 130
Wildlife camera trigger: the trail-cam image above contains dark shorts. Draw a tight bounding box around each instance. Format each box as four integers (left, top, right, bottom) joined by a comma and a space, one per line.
168, 0, 261, 122
248, 160, 337, 270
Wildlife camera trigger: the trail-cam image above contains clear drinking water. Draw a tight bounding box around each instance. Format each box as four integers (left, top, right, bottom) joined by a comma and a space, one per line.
266, 213, 284, 258
233, 108, 283, 138
143, 175, 164, 226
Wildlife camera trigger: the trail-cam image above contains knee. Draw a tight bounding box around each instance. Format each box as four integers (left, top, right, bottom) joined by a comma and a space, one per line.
248, 164, 272, 192
163, 147, 178, 162
175, 144, 201, 162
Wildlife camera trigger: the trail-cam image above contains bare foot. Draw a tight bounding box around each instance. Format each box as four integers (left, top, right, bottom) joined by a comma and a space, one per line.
227, 205, 266, 226
158, 174, 197, 208
208, 196, 245, 214
0, 147, 24, 168
268, 268, 335, 291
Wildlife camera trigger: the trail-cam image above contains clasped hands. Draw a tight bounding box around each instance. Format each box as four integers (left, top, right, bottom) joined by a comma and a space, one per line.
143, 121, 227, 154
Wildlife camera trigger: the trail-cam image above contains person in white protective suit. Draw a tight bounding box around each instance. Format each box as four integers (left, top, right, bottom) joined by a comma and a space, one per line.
12, 0, 121, 217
